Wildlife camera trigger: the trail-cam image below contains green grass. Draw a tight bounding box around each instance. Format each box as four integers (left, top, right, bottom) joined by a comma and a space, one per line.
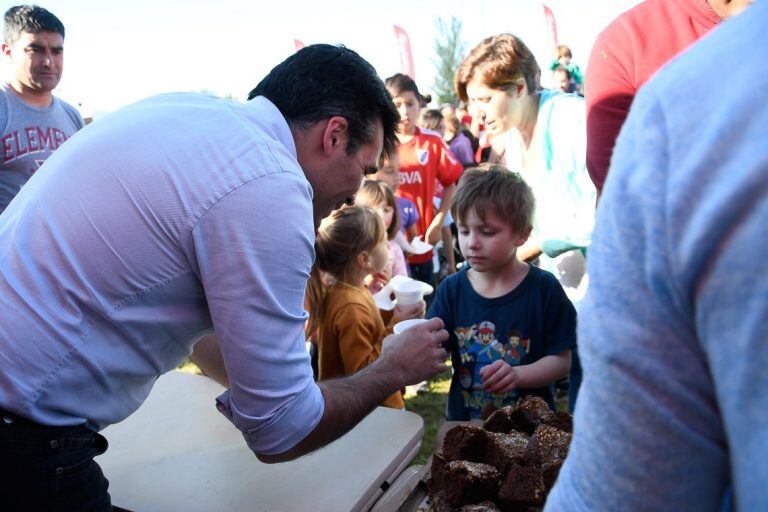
404, 368, 452, 466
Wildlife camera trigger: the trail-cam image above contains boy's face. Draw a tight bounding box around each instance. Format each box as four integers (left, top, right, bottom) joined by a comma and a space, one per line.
457, 207, 528, 273
391, 90, 420, 135
370, 155, 400, 191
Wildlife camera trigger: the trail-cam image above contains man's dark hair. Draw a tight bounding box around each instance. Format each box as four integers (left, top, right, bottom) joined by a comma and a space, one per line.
4, 5, 65, 45
248, 44, 399, 159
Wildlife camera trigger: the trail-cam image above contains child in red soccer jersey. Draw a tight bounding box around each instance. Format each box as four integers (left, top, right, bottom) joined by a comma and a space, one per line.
384, 73, 463, 289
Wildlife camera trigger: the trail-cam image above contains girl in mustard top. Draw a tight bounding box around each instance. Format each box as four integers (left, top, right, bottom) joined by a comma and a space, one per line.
305, 205, 424, 409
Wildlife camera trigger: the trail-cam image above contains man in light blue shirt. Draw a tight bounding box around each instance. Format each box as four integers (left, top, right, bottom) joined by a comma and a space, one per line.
0, 44, 449, 510
547, 2, 766, 510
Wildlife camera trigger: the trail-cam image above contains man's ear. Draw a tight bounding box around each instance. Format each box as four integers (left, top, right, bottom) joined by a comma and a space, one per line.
321, 116, 349, 156
2, 42, 12, 58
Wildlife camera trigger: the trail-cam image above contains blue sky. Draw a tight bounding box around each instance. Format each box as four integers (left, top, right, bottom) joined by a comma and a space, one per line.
1, 0, 641, 116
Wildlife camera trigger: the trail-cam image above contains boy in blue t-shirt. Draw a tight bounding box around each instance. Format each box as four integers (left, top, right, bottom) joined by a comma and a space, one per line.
427, 167, 576, 420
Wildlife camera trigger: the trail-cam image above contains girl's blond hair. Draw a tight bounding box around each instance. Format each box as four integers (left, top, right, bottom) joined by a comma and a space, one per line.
305, 205, 385, 336
356, 180, 400, 240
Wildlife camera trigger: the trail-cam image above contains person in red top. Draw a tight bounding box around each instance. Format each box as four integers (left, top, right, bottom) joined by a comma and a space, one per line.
585, 0, 753, 194
385, 73, 463, 288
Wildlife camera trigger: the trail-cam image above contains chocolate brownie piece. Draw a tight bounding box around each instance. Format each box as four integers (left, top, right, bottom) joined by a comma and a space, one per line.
516, 395, 553, 419
428, 452, 450, 495
497, 462, 545, 509
528, 424, 572, 463
482, 407, 514, 433
507, 408, 539, 435
506, 396, 555, 435
480, 402, 499, 420
460, 501, 502, 512
441, 461, 500, 508
542, 410, 573, 433
443, 424, 490, 462
484, 431, 529, 474
429, 490, 459, 512
541, 458, 564, 489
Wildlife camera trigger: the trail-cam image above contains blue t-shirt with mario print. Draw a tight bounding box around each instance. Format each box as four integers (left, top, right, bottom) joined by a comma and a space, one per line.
427, 265, 576, 420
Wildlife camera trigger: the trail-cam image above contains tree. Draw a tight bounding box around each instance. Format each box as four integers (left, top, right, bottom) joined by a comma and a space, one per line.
431, 16, 466, 106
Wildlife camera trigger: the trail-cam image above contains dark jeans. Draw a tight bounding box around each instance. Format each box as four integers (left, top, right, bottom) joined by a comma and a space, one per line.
0, 408, 112, 512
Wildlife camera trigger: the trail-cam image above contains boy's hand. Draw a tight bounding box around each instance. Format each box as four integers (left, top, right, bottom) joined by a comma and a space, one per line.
393, 299, 426, 323
480, 360, 520, 394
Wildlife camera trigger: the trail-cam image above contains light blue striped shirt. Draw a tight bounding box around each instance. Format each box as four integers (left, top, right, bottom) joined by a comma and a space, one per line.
0, 94, 324, 455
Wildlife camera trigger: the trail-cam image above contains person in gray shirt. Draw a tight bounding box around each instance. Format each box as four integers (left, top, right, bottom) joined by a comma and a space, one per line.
0, 4, 83, 213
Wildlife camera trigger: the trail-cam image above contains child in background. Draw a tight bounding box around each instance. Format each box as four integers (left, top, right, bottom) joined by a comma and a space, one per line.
306, 205, 425, 409
419, 108, 445, 137
552, 66, 575, 94
549, 44, 583, 93
356, 180, 408, 293
385, 73, 463, 289
368, 152, 419, 242
418, 108, 461, 281
427, 168, 576, 420
443, 110, 477, 168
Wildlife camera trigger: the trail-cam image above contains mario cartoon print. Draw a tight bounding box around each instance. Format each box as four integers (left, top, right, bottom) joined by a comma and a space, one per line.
454, 321, 532, 415
507, 330, 531, 365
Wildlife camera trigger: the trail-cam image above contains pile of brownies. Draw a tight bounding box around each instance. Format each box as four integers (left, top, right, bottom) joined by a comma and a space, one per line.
427, 396, 573, 512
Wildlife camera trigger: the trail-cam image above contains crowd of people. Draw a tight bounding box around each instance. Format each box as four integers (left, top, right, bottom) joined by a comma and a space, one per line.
0, 1, 764, 510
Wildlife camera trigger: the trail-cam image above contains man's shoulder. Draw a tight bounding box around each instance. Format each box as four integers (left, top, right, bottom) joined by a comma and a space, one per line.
53, 96, 85, 128
642, 2, 762, 111
600, 0, 675, 38
54, 96, 81, 113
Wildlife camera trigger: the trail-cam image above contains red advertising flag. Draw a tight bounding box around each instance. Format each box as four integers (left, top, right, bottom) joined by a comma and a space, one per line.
542, 4, 559, 49
294, 39, 306, 53
393, 25, 416, 81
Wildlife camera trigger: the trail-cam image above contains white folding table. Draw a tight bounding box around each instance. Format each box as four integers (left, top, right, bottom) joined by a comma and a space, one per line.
97, 371, 423, 511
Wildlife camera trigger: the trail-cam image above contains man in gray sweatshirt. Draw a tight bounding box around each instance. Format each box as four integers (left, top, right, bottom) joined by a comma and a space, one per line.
0, 4, 83, 213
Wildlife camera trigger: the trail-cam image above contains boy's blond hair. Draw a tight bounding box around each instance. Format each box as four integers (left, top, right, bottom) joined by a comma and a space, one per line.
451, 166, 534, 235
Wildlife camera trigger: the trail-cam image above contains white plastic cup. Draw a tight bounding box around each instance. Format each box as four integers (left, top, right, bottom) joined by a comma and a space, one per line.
393, 318, 429, 335
392, 279, 424, 306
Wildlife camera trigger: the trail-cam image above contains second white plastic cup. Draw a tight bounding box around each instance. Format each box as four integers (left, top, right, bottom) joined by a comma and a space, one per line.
393, 318, 429, 335
392, 279, 424, 306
